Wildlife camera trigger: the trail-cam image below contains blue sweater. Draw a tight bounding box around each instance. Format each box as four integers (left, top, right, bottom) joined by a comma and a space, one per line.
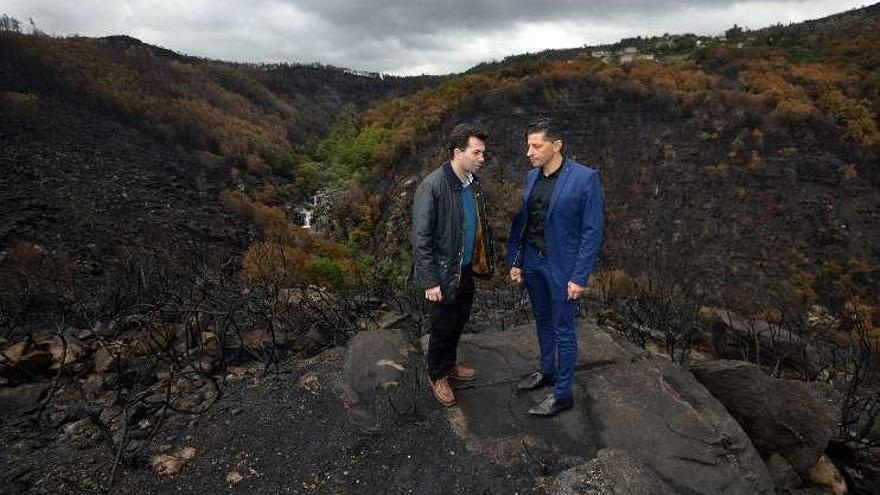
461, 185, 476, 266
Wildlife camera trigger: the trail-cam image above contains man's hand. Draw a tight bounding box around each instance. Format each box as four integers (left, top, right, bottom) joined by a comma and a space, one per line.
566, 281, 584, 301
425, 286, 443, 302
510, 267, 522, 284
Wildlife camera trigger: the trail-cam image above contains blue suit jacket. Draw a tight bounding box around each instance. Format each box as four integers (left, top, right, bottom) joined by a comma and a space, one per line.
506, 158, 604, 288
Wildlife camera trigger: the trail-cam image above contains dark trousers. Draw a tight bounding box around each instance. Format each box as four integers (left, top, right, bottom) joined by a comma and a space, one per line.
522, 246, 578, 401
426, 264, 475, 380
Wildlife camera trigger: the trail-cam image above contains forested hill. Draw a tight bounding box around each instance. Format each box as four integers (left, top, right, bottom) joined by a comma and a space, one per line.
1, 3, 878, 323
315, 2, 880, 313
1, 5, 880, 493
0, 29, 438, 318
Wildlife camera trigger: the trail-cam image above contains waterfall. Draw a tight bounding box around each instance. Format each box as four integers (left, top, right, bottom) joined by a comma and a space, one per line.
298, 195, 319, 229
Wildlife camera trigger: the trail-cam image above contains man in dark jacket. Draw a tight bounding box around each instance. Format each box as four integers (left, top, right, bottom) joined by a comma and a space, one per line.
508, 117, 604, 417
411, 123, 495, 407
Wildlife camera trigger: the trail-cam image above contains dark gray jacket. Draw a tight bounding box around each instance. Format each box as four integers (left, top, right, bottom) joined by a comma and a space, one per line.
411, 162, 494, 298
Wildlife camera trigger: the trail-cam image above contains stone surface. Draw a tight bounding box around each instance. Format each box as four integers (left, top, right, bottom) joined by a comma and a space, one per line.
82, 373, 109, 398
47, 336, 89, 374
0, 341, 53, 378
2, 341, 30, 362
767, 453, 803, 490
549, 448, 680, 495
93, 347, 119, 373
340, 329, 421, 432
412, 321, 774, 495
357, 311, 408, 332
152, 447, 196, 476
704, 307, 822, 375
691, 359, 839, 475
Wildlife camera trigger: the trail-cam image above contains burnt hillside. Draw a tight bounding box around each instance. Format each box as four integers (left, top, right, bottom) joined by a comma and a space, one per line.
362, 65, 879, 310
1, 5, 880, 495
0, 31, 438, 329
3, 5, 878, 317
317, 4, 880, 312
0, 91, 255, 322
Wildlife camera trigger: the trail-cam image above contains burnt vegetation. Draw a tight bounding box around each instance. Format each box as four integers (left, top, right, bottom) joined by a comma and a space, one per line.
1, 4, 880, 493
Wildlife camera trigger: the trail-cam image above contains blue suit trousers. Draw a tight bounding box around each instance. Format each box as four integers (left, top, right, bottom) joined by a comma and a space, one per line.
522, 246, 578, 401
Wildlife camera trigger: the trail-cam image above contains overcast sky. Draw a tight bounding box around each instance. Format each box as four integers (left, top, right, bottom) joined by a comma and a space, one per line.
1, 1, 869, 75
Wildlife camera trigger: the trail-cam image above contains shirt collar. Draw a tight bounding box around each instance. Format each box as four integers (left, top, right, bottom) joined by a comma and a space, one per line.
541, 164, 562, 179
461, 172, 474, 188
443, 161, 474, 189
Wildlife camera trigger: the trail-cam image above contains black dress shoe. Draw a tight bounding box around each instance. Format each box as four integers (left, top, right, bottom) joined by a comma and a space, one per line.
516, 372, 556, 391
528, 394, 573, 417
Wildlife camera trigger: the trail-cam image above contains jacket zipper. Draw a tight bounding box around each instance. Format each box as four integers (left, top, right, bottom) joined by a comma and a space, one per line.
473, 183, 493, 274
455, 184, 463, 287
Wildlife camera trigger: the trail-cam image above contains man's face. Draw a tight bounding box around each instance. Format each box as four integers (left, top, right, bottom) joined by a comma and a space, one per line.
526, 132, 562, 168
455, 136, 486, 174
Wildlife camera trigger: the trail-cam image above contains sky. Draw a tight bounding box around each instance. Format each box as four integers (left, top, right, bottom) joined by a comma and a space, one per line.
0, 1, 870, 75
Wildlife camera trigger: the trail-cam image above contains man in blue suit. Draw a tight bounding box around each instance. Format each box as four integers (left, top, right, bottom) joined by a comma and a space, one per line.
507, 117, 604, 417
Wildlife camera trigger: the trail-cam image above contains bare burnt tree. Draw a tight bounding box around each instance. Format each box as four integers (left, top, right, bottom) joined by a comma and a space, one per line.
605, 241, 706, 364
709, 296, 838, 381
836, 299, 880, 447
0, 234, 407, 489
468, 283, 533, 333
0, 14, 22, 33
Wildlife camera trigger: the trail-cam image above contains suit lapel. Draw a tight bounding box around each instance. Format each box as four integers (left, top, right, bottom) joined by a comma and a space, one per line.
545, 160, 571, 222
522, 169, 538, 205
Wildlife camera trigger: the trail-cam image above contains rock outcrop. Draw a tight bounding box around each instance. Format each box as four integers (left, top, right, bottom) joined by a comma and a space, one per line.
343, 322, 775, 494
691, 359, 839, 476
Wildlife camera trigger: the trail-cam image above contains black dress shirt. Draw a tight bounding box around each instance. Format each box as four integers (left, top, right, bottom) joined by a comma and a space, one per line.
524, 165, 562, 255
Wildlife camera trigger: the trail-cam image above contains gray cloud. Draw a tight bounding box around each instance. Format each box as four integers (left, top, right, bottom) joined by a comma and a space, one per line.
0, 0, 866, 74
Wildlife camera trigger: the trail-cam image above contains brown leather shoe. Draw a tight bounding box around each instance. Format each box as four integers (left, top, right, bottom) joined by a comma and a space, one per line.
429, 377, 455, 407
449, 364, 477, 381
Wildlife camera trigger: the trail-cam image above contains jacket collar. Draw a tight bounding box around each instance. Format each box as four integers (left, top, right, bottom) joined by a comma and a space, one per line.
443, 161, 476, 188
523, 156, 567, 200
522, 157, 572, 220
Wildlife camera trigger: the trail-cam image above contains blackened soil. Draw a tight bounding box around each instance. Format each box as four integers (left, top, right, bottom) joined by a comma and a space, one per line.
2, 348, 542, 495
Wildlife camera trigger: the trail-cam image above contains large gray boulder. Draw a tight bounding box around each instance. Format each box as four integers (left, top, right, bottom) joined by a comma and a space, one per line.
690, 359, 839, 476
339, 328, 421, 432
420, 321, 775, 495
549, 448, 680, 495
704, 307, 821, 376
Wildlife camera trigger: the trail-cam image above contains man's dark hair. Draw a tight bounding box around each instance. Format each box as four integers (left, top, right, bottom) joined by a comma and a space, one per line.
526, 117, 564, 143
448, 123, 487, 157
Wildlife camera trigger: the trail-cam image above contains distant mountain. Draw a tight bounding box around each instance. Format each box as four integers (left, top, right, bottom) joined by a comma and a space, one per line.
95, 34, 194, 62
468, 3, 880, 75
